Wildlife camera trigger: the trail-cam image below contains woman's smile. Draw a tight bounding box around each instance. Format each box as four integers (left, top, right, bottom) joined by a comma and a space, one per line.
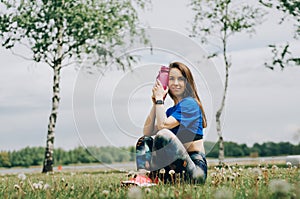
168, 68, 186, 99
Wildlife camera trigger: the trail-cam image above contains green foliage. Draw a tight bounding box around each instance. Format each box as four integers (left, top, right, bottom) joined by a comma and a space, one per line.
0, 146, 136, 168
9, 147, 44, 167
0, 151, 11, 167
0, 0, 150, 172
0, 0, 149, 68
1, 165, 299, 198
206, 141, 300, 158
1, 141, 299, 168
260, 0, 300, 69
190, 0, 266, 54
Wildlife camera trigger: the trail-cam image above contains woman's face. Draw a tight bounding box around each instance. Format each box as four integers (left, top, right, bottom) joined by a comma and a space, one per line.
168, 68, 186, 100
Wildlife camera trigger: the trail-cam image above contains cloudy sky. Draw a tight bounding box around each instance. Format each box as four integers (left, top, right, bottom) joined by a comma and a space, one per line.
1, 0, 300, 151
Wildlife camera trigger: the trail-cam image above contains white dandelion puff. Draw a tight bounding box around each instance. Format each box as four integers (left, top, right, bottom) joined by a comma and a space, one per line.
128, 186, 142, 199
32, 183, 39, 190
102, 190, 110, 197
17, 173, 26, 181
286, 162, 292, 168
169, 170, 175, 175
43, 184, 50, 190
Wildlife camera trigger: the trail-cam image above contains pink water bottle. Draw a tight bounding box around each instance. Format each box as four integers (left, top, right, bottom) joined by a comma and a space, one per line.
156, 66, 169, 90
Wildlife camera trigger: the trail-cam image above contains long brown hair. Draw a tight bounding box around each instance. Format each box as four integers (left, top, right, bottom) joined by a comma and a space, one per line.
168, 62, 207, 128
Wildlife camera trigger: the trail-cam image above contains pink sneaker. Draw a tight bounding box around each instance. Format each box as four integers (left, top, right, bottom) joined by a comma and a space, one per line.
121, 174, 157, 187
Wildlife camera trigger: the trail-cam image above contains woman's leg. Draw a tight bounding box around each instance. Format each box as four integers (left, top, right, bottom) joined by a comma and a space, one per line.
189, 152, 207, 184
135, 136, 153, 170
151, 129, 206, 183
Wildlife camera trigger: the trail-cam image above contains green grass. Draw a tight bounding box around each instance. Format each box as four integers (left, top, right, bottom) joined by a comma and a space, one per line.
1, 164, 299, 199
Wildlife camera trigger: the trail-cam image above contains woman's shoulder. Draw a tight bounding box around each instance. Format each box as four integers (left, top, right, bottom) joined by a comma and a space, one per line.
181, 96, 197, 103
180, 97, 198, 107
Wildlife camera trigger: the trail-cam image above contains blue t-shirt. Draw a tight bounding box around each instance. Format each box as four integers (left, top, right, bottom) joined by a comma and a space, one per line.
166, 97, 203, 138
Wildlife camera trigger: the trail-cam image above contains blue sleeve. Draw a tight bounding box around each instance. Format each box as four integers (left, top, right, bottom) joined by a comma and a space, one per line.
170, 98, 201, 128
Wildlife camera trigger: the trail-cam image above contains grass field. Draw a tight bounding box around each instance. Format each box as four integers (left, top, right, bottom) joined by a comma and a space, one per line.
1, 163, 299, 199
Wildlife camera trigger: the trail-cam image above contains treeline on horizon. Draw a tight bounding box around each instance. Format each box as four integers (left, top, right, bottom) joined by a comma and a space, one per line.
0, 141, 299, 168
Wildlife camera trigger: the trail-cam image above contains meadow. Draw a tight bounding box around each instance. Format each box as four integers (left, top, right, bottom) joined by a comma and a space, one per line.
1, 163, 299, 199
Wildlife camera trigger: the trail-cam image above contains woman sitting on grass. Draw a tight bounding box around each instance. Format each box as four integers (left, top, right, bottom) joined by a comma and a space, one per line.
136, 61, 208, 184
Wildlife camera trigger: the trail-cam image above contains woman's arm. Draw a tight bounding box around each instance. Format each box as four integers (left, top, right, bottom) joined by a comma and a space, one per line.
153, 80, 180, 130
155, 104, 179, 130
143, 104, 158, 136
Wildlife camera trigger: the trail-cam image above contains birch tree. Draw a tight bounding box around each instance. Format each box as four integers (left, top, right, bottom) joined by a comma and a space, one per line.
0, 0, 149, 173
189, 0, 266, 164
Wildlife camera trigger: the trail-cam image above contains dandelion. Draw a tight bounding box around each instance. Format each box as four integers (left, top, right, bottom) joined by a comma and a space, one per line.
261, 168, 269, 184
43, 184, 50, 190
144, 187, 151, 194
269, 179, 291, 196
169, 170, 175, 175
159, 168, 165, 174
220, 167, 226, 174
33, 182, 43, 190
17, 173, 26, 181
229, 175, 235, 182
14, 184, 20, 190
127, 170, 135, 178
169, 170, 175, 184
271, 165, 279, 174
102, 190, 110, 197
286, 162, 292, 168
159, 168, 166, 184
128, 186, 142, 199
210, 172, 217, 178
214, 187, 233, 199
252, 168, 262, 176
32, 183, 39, 189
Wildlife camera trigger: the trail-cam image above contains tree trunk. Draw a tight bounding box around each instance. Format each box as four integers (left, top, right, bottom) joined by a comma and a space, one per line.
217, 8, 231, 165
42, 14, 64, 173
42, 66, 61, 173
218, 136, 224, 165
216, 61, 229, 164
216, 49, 230, 165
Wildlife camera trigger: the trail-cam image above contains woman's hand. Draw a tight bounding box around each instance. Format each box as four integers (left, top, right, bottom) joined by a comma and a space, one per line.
152, 79, 168, 101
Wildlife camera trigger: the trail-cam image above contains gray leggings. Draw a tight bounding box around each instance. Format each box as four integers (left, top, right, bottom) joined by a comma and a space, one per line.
136, 129, 207, 183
